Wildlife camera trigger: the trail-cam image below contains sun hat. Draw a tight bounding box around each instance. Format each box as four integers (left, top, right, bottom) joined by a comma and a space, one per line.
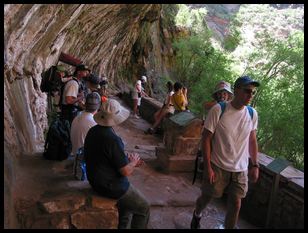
212, 81, 233, 98
74, 64, 90, 76
85, 92, 101, 112
234, 76, 260, 89
94, 99, 130, 126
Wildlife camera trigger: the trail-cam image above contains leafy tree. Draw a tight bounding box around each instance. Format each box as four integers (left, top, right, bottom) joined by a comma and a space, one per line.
172, 31, 234, 115
244, 31, 304, 169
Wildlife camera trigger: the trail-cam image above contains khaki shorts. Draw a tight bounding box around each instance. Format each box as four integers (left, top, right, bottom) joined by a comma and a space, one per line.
201, 163, 248, 199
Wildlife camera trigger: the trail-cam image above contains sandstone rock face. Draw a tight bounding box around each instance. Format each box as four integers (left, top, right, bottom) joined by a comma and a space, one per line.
4, 4, 177, 228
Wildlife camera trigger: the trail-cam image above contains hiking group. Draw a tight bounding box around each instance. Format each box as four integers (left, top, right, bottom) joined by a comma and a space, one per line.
41, 54, 260, 229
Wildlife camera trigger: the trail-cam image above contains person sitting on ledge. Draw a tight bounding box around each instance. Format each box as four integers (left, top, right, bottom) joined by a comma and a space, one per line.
145, 81, 174, 134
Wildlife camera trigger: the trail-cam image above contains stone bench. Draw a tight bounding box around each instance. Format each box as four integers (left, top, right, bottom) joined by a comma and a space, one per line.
16, 183, 118, 229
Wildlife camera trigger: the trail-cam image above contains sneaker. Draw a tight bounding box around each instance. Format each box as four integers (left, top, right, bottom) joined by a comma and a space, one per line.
190, 211, 201, 229
134, 114, 140, 119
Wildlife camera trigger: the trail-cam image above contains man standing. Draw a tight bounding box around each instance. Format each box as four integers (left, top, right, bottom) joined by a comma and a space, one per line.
84, 99, 150, 229
191, 76, 260, 229
61, 64, 90, 125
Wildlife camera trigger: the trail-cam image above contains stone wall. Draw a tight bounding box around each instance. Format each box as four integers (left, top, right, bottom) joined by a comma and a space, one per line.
241, 153, 304, 229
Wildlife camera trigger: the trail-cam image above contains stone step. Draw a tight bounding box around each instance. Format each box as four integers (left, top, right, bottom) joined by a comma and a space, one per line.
156, 147, 195, 173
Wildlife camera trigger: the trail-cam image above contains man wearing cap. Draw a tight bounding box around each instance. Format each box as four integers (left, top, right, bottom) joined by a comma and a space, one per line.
61, 64, 90, 125
191, 75, 260, 229
84, 99, 150, 229
204, 81, 233, 116
70, 92, 101, 157
85, 73, 101, 95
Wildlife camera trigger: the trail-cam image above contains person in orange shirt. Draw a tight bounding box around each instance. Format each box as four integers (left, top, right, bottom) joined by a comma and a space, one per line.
171, 82, 188, 113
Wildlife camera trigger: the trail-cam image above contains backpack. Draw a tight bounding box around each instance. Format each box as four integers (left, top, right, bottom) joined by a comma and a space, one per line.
192, 102, 254, 184
73, 147, 87, 181
40, 52, 83, 94
40, 66, 62, 94
43, 117, 72, 161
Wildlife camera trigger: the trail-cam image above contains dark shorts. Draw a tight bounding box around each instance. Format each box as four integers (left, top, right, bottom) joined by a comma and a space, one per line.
201, 163, 248, 199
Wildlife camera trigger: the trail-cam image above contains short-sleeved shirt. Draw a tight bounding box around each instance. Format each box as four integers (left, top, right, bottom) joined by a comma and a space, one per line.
70, 111, 97, 155
204, 102, 258, 172
62, 79, 79, 105
172, 92, 186, 111
84, 125, 129, 199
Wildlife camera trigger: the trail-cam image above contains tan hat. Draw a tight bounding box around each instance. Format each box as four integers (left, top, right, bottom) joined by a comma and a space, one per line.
212, 81, 233, 98
94, 99, 130, 126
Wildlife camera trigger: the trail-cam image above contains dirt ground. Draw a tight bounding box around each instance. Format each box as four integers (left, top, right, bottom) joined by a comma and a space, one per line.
14, 96, 258, 229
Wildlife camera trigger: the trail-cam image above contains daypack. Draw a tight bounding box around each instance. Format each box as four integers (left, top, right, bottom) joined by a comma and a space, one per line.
192, 102, 254, 184
73, 147, 87, 181
40, 52, 83, 94
40, 65, 61, 94
43, 117, 72, 161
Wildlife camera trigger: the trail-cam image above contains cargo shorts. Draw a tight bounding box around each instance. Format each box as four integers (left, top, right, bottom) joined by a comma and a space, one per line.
201, 162, 248, 199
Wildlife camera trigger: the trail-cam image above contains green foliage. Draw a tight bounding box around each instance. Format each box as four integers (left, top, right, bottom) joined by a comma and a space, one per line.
223, 18, 242, 52
172, 31, 234, 115
161, 5, 179, 28
244, 31, 304, 169
175, 4, 208, 33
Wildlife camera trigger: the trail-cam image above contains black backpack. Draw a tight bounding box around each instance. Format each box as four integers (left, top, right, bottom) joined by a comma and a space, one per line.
40, 65, 62, 94
43, 117, 72, 161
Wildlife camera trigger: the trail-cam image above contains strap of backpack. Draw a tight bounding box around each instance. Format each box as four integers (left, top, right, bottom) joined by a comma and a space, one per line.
192, 149, 202, 185
218, 101, 226, 119
246, 105, 254, 120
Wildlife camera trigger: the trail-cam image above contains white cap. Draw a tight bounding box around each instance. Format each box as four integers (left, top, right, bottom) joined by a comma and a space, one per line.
141, 76, 147, 82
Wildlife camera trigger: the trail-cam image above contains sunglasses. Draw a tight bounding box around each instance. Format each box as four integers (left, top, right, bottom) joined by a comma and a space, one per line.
241, 88, 257, 95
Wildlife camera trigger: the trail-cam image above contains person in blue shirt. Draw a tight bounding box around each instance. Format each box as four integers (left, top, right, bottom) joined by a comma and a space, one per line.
84, 99, 150, 229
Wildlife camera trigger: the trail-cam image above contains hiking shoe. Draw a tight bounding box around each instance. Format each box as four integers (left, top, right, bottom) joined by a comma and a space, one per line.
190, 211, 201, 229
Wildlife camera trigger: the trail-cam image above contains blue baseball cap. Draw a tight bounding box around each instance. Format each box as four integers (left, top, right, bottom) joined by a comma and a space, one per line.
234, 76, 260, 88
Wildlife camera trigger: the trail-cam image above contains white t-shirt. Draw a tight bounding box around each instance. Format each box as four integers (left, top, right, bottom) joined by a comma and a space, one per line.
62, 79, 79, 105
70, 111, 97, 155
204, 102, 258, 172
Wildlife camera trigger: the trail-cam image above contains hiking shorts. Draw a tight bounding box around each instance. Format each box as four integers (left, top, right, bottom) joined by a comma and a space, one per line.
201, 163, 248, 199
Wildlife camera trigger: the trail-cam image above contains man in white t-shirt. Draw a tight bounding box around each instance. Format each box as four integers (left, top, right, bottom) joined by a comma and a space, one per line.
70, 92, 101, 156
61, 64, 90, 125
191, 76, 260, 229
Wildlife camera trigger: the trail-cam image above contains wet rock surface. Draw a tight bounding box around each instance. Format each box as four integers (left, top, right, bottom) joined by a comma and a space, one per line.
13, 97, 257, 229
